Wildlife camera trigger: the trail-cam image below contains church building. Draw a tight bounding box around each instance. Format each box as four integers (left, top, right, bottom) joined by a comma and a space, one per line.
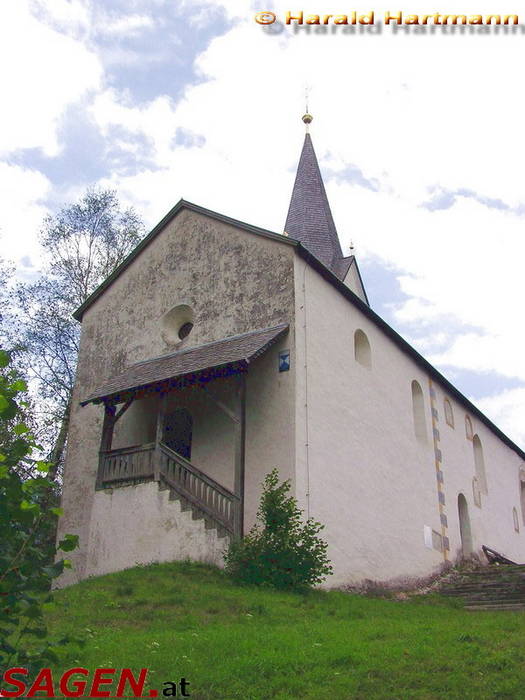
57, 114, 525, 587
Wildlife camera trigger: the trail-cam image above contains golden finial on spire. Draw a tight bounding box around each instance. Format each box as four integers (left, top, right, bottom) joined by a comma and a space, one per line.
302, 86, 313, 131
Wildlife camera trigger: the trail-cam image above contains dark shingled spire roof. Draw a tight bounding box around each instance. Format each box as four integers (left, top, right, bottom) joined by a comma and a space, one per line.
284, 133, 344, 274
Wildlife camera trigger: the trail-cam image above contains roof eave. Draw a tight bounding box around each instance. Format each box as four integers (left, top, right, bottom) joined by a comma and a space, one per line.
80, 359, 250, 407
80, 323, 289, 406
296, 244, 525, 461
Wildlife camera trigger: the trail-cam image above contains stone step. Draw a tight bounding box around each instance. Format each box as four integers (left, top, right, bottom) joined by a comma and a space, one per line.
448, 577, 525, 585
442, 586, 525, 594
449, 577, 525, 585
164, 483, 231, 542
465, 603, 525, 612
440, 565, 525, 611
465, 601, 525, 608
451, 567, 525, 577
442, 586, 525, 595
438, 565, 525, 612
444, 572, 525, 586
463, 591, 525, 599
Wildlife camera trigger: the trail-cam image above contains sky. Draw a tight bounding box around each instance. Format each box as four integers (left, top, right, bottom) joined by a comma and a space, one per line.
0, 0, 524, 448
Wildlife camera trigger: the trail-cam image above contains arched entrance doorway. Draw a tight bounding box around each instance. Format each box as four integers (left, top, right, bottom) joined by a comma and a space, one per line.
458, 493, 473, 557
163, 408, 193, 460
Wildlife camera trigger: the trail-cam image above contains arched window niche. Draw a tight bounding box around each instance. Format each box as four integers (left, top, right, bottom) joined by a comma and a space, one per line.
513, 507, 520, 533
161, 304, 195, 345
354, 329, 372, 369
472, 477, 481, 508
458, 493, 473, 557
520, 468, 525, 525
465, 415, 473, 440
444, 398, 454, 428
473, 434, 488, 494
411, 380, 427, 443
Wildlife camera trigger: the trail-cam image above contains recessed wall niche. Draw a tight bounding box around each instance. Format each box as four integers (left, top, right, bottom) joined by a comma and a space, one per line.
161, 304, 195, 345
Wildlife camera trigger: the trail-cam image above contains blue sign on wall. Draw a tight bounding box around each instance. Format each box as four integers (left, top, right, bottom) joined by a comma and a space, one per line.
279, 350, 290, 372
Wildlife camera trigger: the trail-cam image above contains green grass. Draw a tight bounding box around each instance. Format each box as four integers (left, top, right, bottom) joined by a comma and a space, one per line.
43, 561, 525, 700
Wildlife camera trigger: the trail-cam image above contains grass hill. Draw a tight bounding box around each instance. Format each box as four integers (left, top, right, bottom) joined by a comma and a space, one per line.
45, 561, 524, 699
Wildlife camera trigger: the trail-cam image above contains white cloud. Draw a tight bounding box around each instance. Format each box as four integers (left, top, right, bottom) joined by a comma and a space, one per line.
96, 14, 155, 36
474, 388, 525, 450
0, 163, 50, 266
0, 1, 101, 156
30, 0, 90, 33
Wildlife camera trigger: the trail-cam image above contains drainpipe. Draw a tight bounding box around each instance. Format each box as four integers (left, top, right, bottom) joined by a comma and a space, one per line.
302, 262, 311, 519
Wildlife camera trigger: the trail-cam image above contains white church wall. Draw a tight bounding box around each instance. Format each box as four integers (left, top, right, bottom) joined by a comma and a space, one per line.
437, 386, 525, 564
84, 482, 229, 579
57, 208, 296, 585
182, 380, 236, 494
293, 256, 524, 586
112, 396, 157, 449
244, 334, 296, 532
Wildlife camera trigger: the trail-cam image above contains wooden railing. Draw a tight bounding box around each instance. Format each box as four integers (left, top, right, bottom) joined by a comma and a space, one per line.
98, 441, 240, 536
482, 545, 519, 566
99, 443, 155, 484
158, 442, 240, 536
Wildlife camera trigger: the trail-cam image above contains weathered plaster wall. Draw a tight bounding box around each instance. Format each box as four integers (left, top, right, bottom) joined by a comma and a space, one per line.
293, 258, 525, 587
85, 482, 228, 578
58, 208, 296, 585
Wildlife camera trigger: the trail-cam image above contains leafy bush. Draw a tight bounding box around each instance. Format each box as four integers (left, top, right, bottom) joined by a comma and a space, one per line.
0, 349, 79, 675
225, 469, 332, 589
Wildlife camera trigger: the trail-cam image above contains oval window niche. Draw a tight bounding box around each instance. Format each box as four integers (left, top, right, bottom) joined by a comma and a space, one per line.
161, 304, 195, 345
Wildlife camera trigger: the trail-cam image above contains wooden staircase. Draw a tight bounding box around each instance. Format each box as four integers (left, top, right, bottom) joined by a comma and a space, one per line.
440, 565, 525, 611
158, 479, 231, 540
98, 441, 240, 542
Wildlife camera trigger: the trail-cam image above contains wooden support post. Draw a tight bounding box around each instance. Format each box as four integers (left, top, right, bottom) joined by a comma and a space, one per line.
96, 402, 116, 489
155, 393, 168, 481
233, 373, 246, 539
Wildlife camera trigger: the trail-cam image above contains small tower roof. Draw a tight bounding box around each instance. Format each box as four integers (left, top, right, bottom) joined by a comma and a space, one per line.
284, 121, 343, 273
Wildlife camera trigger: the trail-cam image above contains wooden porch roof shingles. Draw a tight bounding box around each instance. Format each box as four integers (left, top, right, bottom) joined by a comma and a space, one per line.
81, 324, 289, 406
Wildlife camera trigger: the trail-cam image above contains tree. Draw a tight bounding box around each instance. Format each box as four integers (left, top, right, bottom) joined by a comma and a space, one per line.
224, 470, 333, 589
0, 349, 79, 675
12, 189, 144, 480
0, 256, 14, 328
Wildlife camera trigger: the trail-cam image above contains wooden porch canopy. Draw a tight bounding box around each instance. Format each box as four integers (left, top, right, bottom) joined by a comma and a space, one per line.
80, 323, 289, 407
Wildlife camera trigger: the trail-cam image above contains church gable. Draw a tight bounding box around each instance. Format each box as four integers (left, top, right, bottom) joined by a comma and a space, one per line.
341, 256, 368, 304
76, 205, 296, 398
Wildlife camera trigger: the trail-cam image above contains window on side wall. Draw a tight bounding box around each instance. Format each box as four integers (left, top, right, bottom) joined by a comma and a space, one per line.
411, 380, 427, 443
444, 398, 454, 428
354, 329, 372, 369
473, 434, 488, 494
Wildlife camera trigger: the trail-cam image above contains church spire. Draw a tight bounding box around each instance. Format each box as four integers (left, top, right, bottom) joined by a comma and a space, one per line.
284, 112, 344, 273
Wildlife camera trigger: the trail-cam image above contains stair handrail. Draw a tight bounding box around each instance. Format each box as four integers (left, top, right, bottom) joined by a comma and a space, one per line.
158, 441, 240, 535
482, 545, 519, 566
101, 442, 156, 456
158, 442, 239, 500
